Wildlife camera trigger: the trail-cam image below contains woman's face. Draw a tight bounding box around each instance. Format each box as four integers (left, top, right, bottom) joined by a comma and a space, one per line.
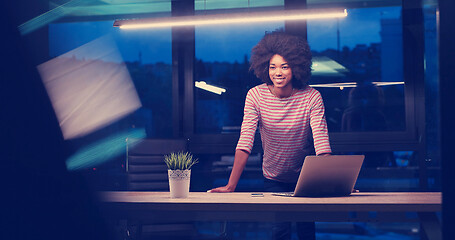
268, 54, 293, 89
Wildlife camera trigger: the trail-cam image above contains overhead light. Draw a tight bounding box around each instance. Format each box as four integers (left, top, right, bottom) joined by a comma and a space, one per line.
309, 81, 404, 89
114, 8, 347, 29
312, 56, 348, 77
373, 81, 404, 86
195, 81, 226, 95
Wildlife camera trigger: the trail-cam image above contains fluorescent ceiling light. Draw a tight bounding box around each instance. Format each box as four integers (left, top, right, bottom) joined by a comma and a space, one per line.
195, 81, 226, 95
312, 56, 348, 77
373, 81, 404, 86
114, 8, 347, 29
310, 82, 357, 88
310, 81, 404, 90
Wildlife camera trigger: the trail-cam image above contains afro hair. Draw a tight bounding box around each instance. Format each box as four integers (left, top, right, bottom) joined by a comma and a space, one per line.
249, 30, 312, 89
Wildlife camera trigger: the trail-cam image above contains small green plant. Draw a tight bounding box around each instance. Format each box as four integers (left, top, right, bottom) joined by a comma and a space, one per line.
164, 151, 198, 170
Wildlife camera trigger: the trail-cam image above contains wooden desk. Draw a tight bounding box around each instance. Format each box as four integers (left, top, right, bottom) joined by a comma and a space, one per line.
99, 192, 441, 240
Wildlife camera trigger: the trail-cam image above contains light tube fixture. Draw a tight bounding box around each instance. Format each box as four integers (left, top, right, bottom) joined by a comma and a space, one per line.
195, 81, 226, 95
114, 8, 347, 29
309, 81, 404, 90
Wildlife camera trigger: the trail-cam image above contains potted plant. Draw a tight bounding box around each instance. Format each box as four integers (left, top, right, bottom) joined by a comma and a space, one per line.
164, 151, 198, 198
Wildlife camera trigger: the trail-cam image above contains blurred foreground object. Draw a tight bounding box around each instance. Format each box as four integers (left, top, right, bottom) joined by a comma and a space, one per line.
1, 2, 111, 239
38, 36, 141, 139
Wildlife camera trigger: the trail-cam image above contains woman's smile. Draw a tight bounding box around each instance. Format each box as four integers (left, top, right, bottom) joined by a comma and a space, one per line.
269, 54, 293, 89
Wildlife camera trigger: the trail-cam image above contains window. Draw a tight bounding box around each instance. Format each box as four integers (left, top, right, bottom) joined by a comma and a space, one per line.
193, 6, 413, 137
194, 23, 283, 134
307, 6, 405, 133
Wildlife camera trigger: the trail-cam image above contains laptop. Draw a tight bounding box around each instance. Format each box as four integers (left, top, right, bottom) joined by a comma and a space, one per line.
272, 155, 364, 197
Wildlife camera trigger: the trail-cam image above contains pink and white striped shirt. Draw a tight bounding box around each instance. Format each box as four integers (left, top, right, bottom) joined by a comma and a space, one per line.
236, 83, 332, 183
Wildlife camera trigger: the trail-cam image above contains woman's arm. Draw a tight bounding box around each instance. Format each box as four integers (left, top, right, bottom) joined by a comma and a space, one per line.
208, 149, 250, 192
309, 90, 332, 155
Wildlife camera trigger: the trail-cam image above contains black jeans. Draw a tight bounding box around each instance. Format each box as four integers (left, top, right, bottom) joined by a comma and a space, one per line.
264, 178, 316, 240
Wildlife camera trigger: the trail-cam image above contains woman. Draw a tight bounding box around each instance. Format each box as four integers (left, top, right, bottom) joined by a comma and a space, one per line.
209, 30, 331, 240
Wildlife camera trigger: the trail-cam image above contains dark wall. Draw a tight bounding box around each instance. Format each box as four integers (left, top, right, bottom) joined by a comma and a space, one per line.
1, 2, 111, 239
439, 0, 455, 239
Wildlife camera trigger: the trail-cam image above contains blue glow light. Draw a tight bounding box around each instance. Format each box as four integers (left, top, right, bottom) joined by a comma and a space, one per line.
66, 128, 146, 171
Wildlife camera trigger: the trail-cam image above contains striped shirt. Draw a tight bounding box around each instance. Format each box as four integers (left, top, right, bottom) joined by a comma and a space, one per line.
236, 83, 332, 183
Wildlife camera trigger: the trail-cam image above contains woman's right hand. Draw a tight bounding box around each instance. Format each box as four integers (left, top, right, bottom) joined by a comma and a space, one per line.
208, 150, 249, 193
207, 185, 235, 193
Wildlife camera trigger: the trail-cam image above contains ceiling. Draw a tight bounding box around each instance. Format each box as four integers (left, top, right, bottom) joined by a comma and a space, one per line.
46, 0, 405, 21
18, 0, 436, 35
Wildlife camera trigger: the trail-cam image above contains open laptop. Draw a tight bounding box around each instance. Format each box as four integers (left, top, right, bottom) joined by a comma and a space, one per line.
272, 155, 364, 197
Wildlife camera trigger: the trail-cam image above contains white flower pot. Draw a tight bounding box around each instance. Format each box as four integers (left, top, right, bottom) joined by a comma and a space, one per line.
168, 169, 191, 198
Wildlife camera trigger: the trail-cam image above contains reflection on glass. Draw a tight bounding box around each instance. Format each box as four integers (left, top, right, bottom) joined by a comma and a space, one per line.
308, 6, 405, 132
49, 21, 172, 138
341, 83, 387, 132
338, 151, 417, 190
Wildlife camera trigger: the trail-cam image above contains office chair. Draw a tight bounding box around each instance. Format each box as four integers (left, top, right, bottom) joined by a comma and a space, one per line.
125, 138, 226, 240
125, 138, 196, 239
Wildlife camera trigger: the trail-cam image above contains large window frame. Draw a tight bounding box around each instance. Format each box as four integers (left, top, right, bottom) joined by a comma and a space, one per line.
49, 0, 430, 188
182, 1, 424, 149
176, 0, 429, 188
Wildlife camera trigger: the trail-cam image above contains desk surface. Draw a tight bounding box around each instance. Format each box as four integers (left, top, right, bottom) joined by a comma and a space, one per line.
99, 191, 442, 240
99, 191, 441, 212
